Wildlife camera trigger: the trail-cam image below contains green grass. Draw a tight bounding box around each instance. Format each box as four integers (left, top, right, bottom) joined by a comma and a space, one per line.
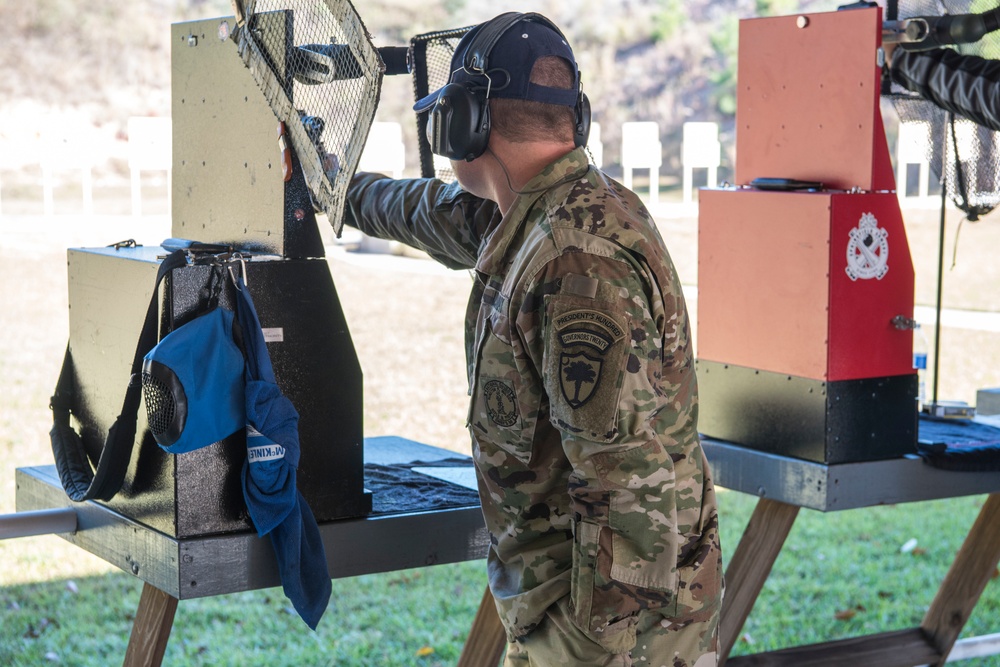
0, 553, 485, 666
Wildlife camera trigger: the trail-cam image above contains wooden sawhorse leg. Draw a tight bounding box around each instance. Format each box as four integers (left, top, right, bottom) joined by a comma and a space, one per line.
457, 585, 508, 667
921, 492, 1000, 667
123, 583, 178, 667
719, 497, 800, 665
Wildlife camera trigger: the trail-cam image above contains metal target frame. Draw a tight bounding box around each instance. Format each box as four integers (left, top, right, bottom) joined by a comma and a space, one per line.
232, 0, 384, 235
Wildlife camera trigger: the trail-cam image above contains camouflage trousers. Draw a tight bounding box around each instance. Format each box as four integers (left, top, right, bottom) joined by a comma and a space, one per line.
502, 594, 720, 667
502, 504, 722, 667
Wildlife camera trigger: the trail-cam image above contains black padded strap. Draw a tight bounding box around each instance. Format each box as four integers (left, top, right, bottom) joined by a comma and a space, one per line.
50, 249, 188, 502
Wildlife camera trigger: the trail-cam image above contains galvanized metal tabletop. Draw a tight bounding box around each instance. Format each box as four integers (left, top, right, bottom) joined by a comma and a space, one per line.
701, 435, 1000, 667
701, 437, 1000, 511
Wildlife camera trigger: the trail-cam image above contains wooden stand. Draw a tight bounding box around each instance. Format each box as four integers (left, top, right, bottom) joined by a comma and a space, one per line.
19, 436, 1000, 666
120, 582, 510, 667
457, 586, 508, 667
705, 439, 1000, 666
15, 438, 492, 667
124, 584, 178, 667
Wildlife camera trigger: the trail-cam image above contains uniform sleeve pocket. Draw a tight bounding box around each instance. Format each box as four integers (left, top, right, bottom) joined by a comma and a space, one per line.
570, 518, 599, 630
596, 442, 679, 593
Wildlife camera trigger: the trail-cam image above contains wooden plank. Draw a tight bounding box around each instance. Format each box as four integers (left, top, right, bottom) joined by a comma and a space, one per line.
15, 467, 183, 597
720, 498, 800, 664
123, 583, 178, 667
457, 585, 507, 667
921, 493, 1000, 667
725, 627, 939, 666
703, 440, 829, 510
180, 505, 489, 599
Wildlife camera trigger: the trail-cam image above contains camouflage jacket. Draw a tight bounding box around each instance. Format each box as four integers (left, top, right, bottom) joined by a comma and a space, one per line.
345, 147, 719, 643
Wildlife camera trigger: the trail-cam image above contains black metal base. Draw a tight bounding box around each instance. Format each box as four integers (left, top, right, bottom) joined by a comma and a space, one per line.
696, 360, 918, 464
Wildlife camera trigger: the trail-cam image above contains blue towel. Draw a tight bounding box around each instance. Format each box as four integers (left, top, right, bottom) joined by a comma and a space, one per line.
235, 276, 331, 630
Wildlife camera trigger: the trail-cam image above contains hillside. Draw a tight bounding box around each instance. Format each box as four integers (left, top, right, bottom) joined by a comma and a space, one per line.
0, 0, 845, 184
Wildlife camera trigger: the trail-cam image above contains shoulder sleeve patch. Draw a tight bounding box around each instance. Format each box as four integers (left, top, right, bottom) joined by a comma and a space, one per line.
544, 296, 629, 442
554, 309, 626, 353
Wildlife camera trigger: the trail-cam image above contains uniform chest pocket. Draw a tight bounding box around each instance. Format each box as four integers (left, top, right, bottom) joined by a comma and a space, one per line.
469, 318, 543, 467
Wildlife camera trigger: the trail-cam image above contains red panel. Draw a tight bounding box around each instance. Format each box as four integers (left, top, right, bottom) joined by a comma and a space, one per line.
871, 105, 898, 192
698, 189, 832, 380
735, 7, 884, 190
698, 190, 915, 382
827, 193, 914, 380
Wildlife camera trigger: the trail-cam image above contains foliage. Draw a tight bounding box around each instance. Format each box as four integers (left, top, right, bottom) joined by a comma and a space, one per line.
652, 0, 689, 43
708, 15, 740, 115
755, 0, 801, 16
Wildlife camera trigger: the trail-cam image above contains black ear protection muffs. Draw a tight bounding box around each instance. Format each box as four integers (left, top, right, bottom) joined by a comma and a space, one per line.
428, 79, 492, 162
428, 12, 592, 162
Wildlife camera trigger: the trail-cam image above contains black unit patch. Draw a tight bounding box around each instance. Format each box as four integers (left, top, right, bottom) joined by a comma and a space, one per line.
484, 379, 519, 427
560, 350, 602, 408
553, 308, 624, 410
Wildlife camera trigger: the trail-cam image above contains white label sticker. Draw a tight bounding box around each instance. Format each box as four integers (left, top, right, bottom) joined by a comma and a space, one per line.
247, 444, 286, 462
262, 328, 284, 342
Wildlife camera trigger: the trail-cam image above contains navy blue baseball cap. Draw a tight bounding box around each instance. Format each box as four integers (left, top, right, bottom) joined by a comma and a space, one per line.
413, 13, 581, 113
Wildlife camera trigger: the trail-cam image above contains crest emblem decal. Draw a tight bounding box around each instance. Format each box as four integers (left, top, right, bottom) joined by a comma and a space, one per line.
845, 212, 889, 281
560, 350, 602, 409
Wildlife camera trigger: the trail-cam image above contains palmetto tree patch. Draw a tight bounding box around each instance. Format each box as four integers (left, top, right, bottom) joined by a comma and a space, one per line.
553, 307, 625, 411
560, 351, 603, 408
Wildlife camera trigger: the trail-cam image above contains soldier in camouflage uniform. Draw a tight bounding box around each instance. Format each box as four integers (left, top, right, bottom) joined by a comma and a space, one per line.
344, 12, 722, 666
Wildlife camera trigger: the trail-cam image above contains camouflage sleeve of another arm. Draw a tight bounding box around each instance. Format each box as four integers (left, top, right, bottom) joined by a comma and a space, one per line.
343, 172, 500, 270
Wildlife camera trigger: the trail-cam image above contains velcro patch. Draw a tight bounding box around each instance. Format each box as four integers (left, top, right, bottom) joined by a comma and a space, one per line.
545, 295, 628, 440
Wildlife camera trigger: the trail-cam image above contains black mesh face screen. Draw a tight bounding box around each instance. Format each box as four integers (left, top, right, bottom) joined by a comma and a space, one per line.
888, 0, 1000, 219
141, 361, 187, 447
409, 27, 474, 181
142, 371, 176, 437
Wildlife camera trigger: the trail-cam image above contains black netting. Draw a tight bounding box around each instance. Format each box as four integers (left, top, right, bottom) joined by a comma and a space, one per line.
887, 0, 1000, 220
234, 0, 383, 235
409, 27, 473, 181
141, 371, 175, 437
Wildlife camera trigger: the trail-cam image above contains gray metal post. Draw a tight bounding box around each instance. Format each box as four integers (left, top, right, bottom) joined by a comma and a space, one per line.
0, 508, 77, 540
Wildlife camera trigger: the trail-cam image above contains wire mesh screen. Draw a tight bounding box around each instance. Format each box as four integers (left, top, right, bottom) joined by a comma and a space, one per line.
887, 0, 1000, 220
234, 0, 383, 235
409, 27, 473, 181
